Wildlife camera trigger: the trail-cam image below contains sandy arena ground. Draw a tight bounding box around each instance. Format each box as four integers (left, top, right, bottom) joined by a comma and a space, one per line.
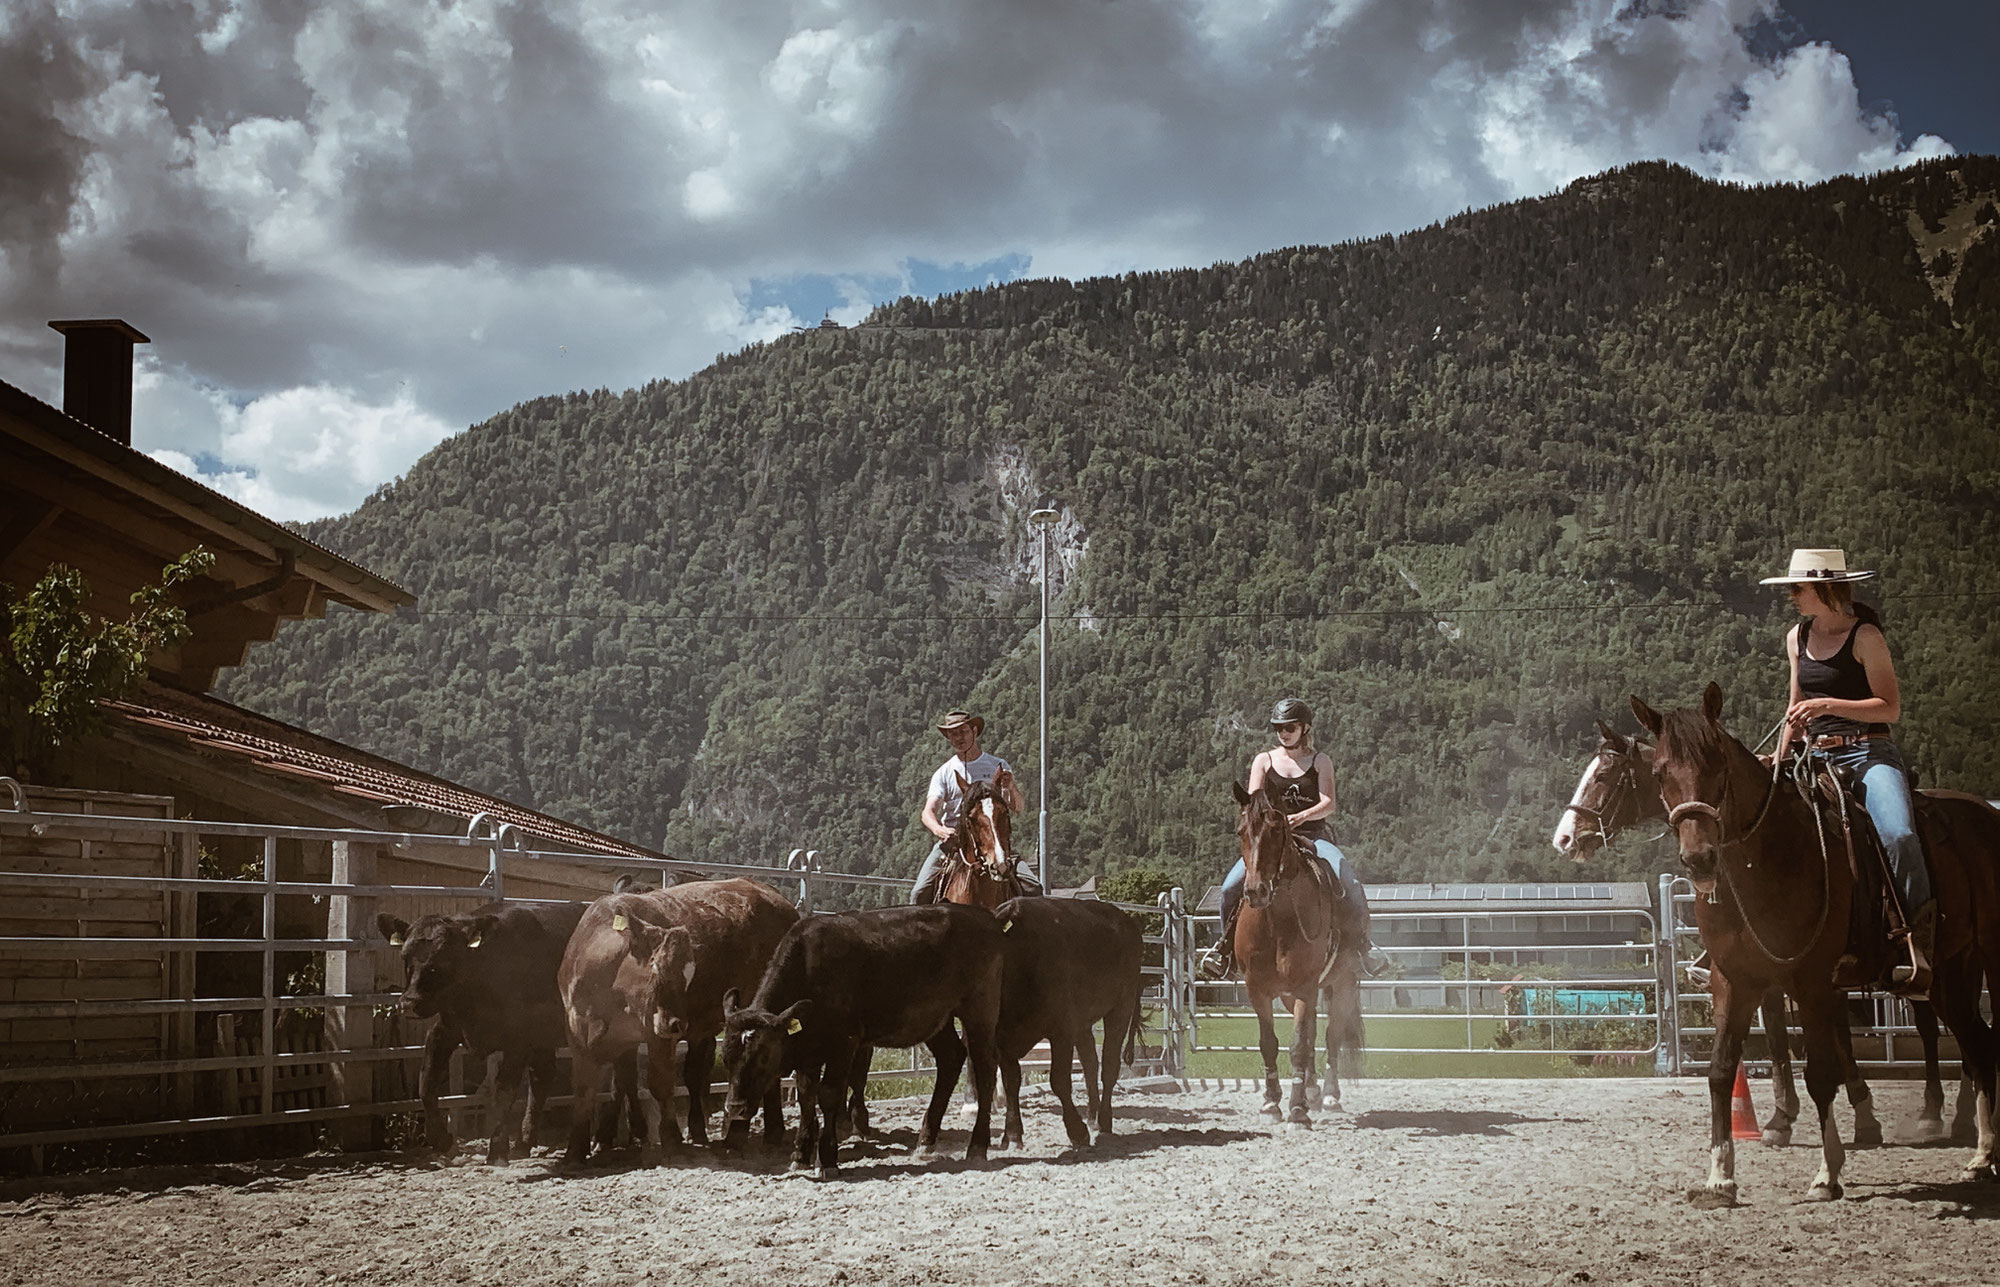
3, 1077, 1997, 1287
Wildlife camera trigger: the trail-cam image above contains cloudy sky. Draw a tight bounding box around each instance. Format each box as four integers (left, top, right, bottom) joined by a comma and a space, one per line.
3, 0, 1991, 520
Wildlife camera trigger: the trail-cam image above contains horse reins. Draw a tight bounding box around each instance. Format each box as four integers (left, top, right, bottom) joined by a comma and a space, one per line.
1665, 740, 1834, 968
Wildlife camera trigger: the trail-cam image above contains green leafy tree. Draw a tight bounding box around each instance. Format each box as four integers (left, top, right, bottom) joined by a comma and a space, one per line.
2, 548, 214, 781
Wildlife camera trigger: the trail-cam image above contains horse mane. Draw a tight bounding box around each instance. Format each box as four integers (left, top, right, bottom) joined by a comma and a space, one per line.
1653, 706, 1750, 773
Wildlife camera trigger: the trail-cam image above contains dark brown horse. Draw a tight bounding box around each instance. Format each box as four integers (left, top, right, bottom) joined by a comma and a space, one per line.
1231, 781, 1365, 1126
1632, 683, 2000, 1204
940, 775, 1022, 909
1553, 720, 1972, 1146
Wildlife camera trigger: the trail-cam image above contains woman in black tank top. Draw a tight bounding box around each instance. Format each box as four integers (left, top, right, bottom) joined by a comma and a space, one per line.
1761, 548, 1931, 983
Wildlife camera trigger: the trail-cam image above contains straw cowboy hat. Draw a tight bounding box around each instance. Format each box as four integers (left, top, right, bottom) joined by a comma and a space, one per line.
1759, 548, 1876, 585
936, 709, 985, 736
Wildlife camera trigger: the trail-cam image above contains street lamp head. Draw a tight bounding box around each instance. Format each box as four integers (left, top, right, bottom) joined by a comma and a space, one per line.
1028, 507, 1060, 526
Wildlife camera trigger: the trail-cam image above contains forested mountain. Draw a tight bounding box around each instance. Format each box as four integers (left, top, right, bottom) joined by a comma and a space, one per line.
221, 158, 2000, 898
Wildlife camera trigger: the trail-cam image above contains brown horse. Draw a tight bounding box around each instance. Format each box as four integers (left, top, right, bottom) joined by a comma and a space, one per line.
1231, 781, 1364, 1126
1553, 721, 1973, 1147
939, 775, 1022, 909
1632, 683, 2000, 1204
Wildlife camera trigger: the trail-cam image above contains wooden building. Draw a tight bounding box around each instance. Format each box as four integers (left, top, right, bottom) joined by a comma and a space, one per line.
1, 320, 665, 1145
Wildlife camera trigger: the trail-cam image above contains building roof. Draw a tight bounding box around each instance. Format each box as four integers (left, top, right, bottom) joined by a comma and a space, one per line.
98, 682, 665, 861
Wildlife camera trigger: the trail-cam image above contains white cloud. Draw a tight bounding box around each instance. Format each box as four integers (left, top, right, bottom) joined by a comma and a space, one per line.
0, 0, 1967, 518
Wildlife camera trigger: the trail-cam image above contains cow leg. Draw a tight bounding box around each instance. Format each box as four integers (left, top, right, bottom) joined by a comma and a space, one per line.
1287, 994, 1318, 1128
791, 1061, 823, 1171
524, 1048, 559, 1152
565, 1049, 605, 1166
998, 1055, 1025, 1150
1050, 1031, 1090, 1150
842, 1045, 873, 1140
417, 1017, 463, 1152
683, 1037, 717, 1148
762, 1084, 786, 1152
1796, 988, 1849, 1201
1097, 991, 1137, 1142
1075, 1022, 1104, 1123
1250, 987, 1281, 1121
1759, 989, 1799, 1146
963, 1015, 998, 1165
611, 1049, 646, 1151
1691, 973, 1756, 1207
1828, 1006, 1881, 1148
920, 1024, 967, 1159
483, 1047, 530, 1163
814, 1044, 858, 1178
645, 1036, 685, 1154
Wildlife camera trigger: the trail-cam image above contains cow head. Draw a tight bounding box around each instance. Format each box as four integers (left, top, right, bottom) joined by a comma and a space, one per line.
378, 911, 497, 1019
607, 896, 696, 1042
718, 987, 810, 1146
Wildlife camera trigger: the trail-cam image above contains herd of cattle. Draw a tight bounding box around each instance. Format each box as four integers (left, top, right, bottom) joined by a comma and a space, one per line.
376, 878, 1145, 1177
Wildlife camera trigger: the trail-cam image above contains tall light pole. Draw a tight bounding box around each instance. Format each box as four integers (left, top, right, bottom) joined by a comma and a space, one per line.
1028, 506, 1060, 892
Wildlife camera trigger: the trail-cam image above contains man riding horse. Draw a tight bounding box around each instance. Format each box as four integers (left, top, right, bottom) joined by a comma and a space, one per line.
1201, 697, 1381, 979
910, 709, 1041, 903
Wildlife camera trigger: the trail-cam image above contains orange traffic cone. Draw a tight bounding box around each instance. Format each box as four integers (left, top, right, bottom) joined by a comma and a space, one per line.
1730, 1065, 1760, 1141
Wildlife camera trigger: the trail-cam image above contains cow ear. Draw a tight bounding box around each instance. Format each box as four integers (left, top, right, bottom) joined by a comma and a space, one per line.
683, 959, 698, 988
464, 914, 498, 950
721, 988, 742, 1019
657, 925, 694, 972
1701, 681, 1724, 724
776, 999, 812, 1036
1231, 781, 1252, 806
377, 914, 409, 948
1630, 695, 1663, 737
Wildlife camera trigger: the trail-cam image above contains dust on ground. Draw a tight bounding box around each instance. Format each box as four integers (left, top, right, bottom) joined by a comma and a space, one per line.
2, 1078, 1994, 1286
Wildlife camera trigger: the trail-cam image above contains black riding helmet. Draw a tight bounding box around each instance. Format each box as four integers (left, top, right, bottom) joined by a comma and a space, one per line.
1268, 697, 1313, 728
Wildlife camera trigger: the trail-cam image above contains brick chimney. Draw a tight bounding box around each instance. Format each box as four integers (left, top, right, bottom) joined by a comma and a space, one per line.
47, 318, 150, 445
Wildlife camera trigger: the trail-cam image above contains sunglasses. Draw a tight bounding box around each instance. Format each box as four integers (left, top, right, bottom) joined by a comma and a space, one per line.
1273, 721, 1302, 732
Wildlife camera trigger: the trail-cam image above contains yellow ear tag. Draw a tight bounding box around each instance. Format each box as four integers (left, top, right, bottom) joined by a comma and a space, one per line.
612, 913, 628, 931
1001, 920, 1013, 934
389, 933, 403, 947
786, 1018, 803, 1035
468, 934, 482, 948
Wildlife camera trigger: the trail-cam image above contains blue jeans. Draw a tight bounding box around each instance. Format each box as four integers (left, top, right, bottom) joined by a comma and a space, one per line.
1818, 740, 1930, 911
911, 842, 1044, 903
1220, 840, 1364, 927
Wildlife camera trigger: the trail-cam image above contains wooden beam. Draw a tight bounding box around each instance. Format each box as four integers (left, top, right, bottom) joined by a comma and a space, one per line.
0, 494, 63, 563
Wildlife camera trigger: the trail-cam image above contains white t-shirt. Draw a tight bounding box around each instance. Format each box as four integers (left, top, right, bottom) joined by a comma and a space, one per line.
927, 752, 1011, 830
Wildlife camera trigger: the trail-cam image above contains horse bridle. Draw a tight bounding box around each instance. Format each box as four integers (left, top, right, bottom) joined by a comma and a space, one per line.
948, 791, 1015, 881
1561, 748, 1640, 846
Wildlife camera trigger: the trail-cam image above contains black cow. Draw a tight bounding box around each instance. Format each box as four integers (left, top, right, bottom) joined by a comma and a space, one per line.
378, 902, 641, 1162
992, 897, 1145, 1150
720, 904, 1005, 1178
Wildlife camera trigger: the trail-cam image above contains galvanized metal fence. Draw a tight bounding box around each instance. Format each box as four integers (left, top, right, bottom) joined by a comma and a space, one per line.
1154, 894, 1665, 1081
0, 787, 1175, 1161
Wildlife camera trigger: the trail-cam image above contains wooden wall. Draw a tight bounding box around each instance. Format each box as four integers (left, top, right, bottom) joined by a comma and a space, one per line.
0, 787, 178, 1134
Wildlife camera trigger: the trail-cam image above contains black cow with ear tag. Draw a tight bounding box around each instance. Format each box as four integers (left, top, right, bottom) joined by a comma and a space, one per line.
378, 902, 641, 1162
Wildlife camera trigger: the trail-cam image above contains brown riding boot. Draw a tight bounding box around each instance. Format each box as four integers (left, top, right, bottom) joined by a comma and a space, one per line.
1199, 907, 1240, 981
1891, 901, 1936, 1000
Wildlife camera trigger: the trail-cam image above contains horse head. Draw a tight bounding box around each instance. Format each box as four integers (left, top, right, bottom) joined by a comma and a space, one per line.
949, 773, 1016, 885
1631, 682, 1748, 892
1232, 780, 1295, 910
1553, 719, 1661, 862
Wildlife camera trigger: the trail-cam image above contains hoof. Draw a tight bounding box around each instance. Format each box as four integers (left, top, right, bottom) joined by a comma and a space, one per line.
1959, 1160, 1999, 1183
1806, 1181, 1843, 1202
1259, 1102, 1283, 1121
1852, 1121, 1883, 1149
1685, 1182, 1739, 1210
1285, 1120, 1313, 1133
1760, 1128, 1792, 1149
1900, 1115, 1950, 1144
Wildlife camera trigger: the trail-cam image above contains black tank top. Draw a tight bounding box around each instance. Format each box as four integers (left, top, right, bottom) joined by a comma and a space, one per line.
1265, 763, 1330, 842
1796, 620, 1890, 737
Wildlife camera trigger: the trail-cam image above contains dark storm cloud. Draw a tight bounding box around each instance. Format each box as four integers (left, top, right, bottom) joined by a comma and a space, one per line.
0, 0, 1953, 518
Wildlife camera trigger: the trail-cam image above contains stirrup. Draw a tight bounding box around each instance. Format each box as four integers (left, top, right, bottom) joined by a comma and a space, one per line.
1197, 945, 1234, 982
1888, 938, 1932, 1001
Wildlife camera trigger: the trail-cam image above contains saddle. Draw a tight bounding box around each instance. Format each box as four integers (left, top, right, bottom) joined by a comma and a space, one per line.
1808, 762, 1926, 995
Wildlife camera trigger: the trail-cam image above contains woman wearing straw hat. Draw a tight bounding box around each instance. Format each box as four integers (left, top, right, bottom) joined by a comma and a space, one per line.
1762, 548, 1932, 992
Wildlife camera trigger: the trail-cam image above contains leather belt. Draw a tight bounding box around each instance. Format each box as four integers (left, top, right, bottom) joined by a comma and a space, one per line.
1809, 732, 1886, 750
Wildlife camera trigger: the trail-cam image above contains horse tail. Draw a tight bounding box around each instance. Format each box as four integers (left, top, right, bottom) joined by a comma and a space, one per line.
1123, 965, 1146, 1069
